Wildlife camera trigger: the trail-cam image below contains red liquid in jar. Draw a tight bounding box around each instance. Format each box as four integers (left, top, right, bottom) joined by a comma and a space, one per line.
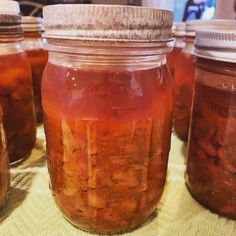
27, 49, 48, 123
42, 62, 173, 234
167, 46, 182, 76
174, 51, 195, 141
187, 80, 236, 218
0, 52, 36, 163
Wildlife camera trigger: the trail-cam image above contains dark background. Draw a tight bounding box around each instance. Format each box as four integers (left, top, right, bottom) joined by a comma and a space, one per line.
17, 0, 141, 17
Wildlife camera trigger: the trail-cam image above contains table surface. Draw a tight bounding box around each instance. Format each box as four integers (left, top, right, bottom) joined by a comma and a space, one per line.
0, 127, 235, 236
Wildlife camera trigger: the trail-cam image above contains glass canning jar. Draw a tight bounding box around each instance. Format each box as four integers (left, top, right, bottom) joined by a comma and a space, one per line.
42, 4, 174, 234
174, 35, 195, 141
22, 16, 48, 124
186, 30, 236, 219
0, 1, 36, 164
174, 20, 236, 142
167, 22, 185, 77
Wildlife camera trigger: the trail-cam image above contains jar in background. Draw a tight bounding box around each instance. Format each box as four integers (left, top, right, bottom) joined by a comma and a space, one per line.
186, 30, 236, 219
22, 16, 48, 124
0, 105, 10, 208
0, 1, 36, 164
42, 5, 174, 234
174, 20, 236, 142
167, 22, 185, 76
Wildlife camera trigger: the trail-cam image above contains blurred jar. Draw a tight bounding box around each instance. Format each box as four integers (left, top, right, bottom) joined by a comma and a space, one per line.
186, 30, 236, 219
174, 20, 236, 142
167, 22, 185, 76
22, 16, 48, 124
42, 5, 174, 234
0, 1, 36, 164
0, 105, 10, 209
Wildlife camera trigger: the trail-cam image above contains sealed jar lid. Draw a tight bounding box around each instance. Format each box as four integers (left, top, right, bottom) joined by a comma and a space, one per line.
186, 19, 236, 37
174, 22, 185, 37
22, 16, 44, 32
0, 0, 20, 15
194, 30, 236, 63
43, 4, 173, 43
0, 1, 22, 41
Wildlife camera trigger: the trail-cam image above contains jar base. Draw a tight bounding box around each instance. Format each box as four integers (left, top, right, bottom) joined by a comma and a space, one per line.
186, 182, 236, 220
62, 209, 157, 235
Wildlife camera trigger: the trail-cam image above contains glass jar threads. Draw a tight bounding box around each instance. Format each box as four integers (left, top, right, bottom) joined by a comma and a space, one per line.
42, 4, 174, 234
186, 30, 236, 219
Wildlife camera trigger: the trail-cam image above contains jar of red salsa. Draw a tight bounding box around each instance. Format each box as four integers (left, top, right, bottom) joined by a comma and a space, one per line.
186, 30, 236, 219
22, 16, 48, 124
0, 105, 10, 208
167, 22, 185, 76
0, 1, 36, 164
42, 4, 174, 234
174, 20, 236, 142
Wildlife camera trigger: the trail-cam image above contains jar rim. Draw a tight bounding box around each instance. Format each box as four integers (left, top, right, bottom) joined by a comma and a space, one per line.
44, 39, 174, 56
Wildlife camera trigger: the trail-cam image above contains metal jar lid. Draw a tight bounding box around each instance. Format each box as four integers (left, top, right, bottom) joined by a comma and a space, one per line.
0, 1, 22, 40
174, 22, 185, 37
43, 4, 173, 43
22, 16, 44, 32
0, 0, 20, 15
195, 30, 236, 63
186, 19, 236, 37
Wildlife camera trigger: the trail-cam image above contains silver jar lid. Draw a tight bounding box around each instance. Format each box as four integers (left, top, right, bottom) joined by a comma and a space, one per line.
186, 19, 236, 37
0, 0, 20, 15
195, 30, 236, 63
21, 16, 44, 32
0, 0, 22, 42
174, 22, 185, 37
43, 4, 173, 43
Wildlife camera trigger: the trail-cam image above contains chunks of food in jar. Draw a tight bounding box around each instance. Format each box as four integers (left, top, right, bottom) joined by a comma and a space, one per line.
42, 63, 173, 234
27, 49, 48, 123
0, 52, 36, 163
186, 81, 236, 219
174, 51, 195, 141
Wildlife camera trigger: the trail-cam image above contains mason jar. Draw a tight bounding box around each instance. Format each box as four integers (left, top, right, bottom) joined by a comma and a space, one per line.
173, 20, 236, 142
42, 4, 174, 234
0, 1, 36, 164
186, 30, 236, 219
22, 16, 48, 123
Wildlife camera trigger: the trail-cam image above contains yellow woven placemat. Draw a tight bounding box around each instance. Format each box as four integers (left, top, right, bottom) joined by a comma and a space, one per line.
0, 127, 235, 236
